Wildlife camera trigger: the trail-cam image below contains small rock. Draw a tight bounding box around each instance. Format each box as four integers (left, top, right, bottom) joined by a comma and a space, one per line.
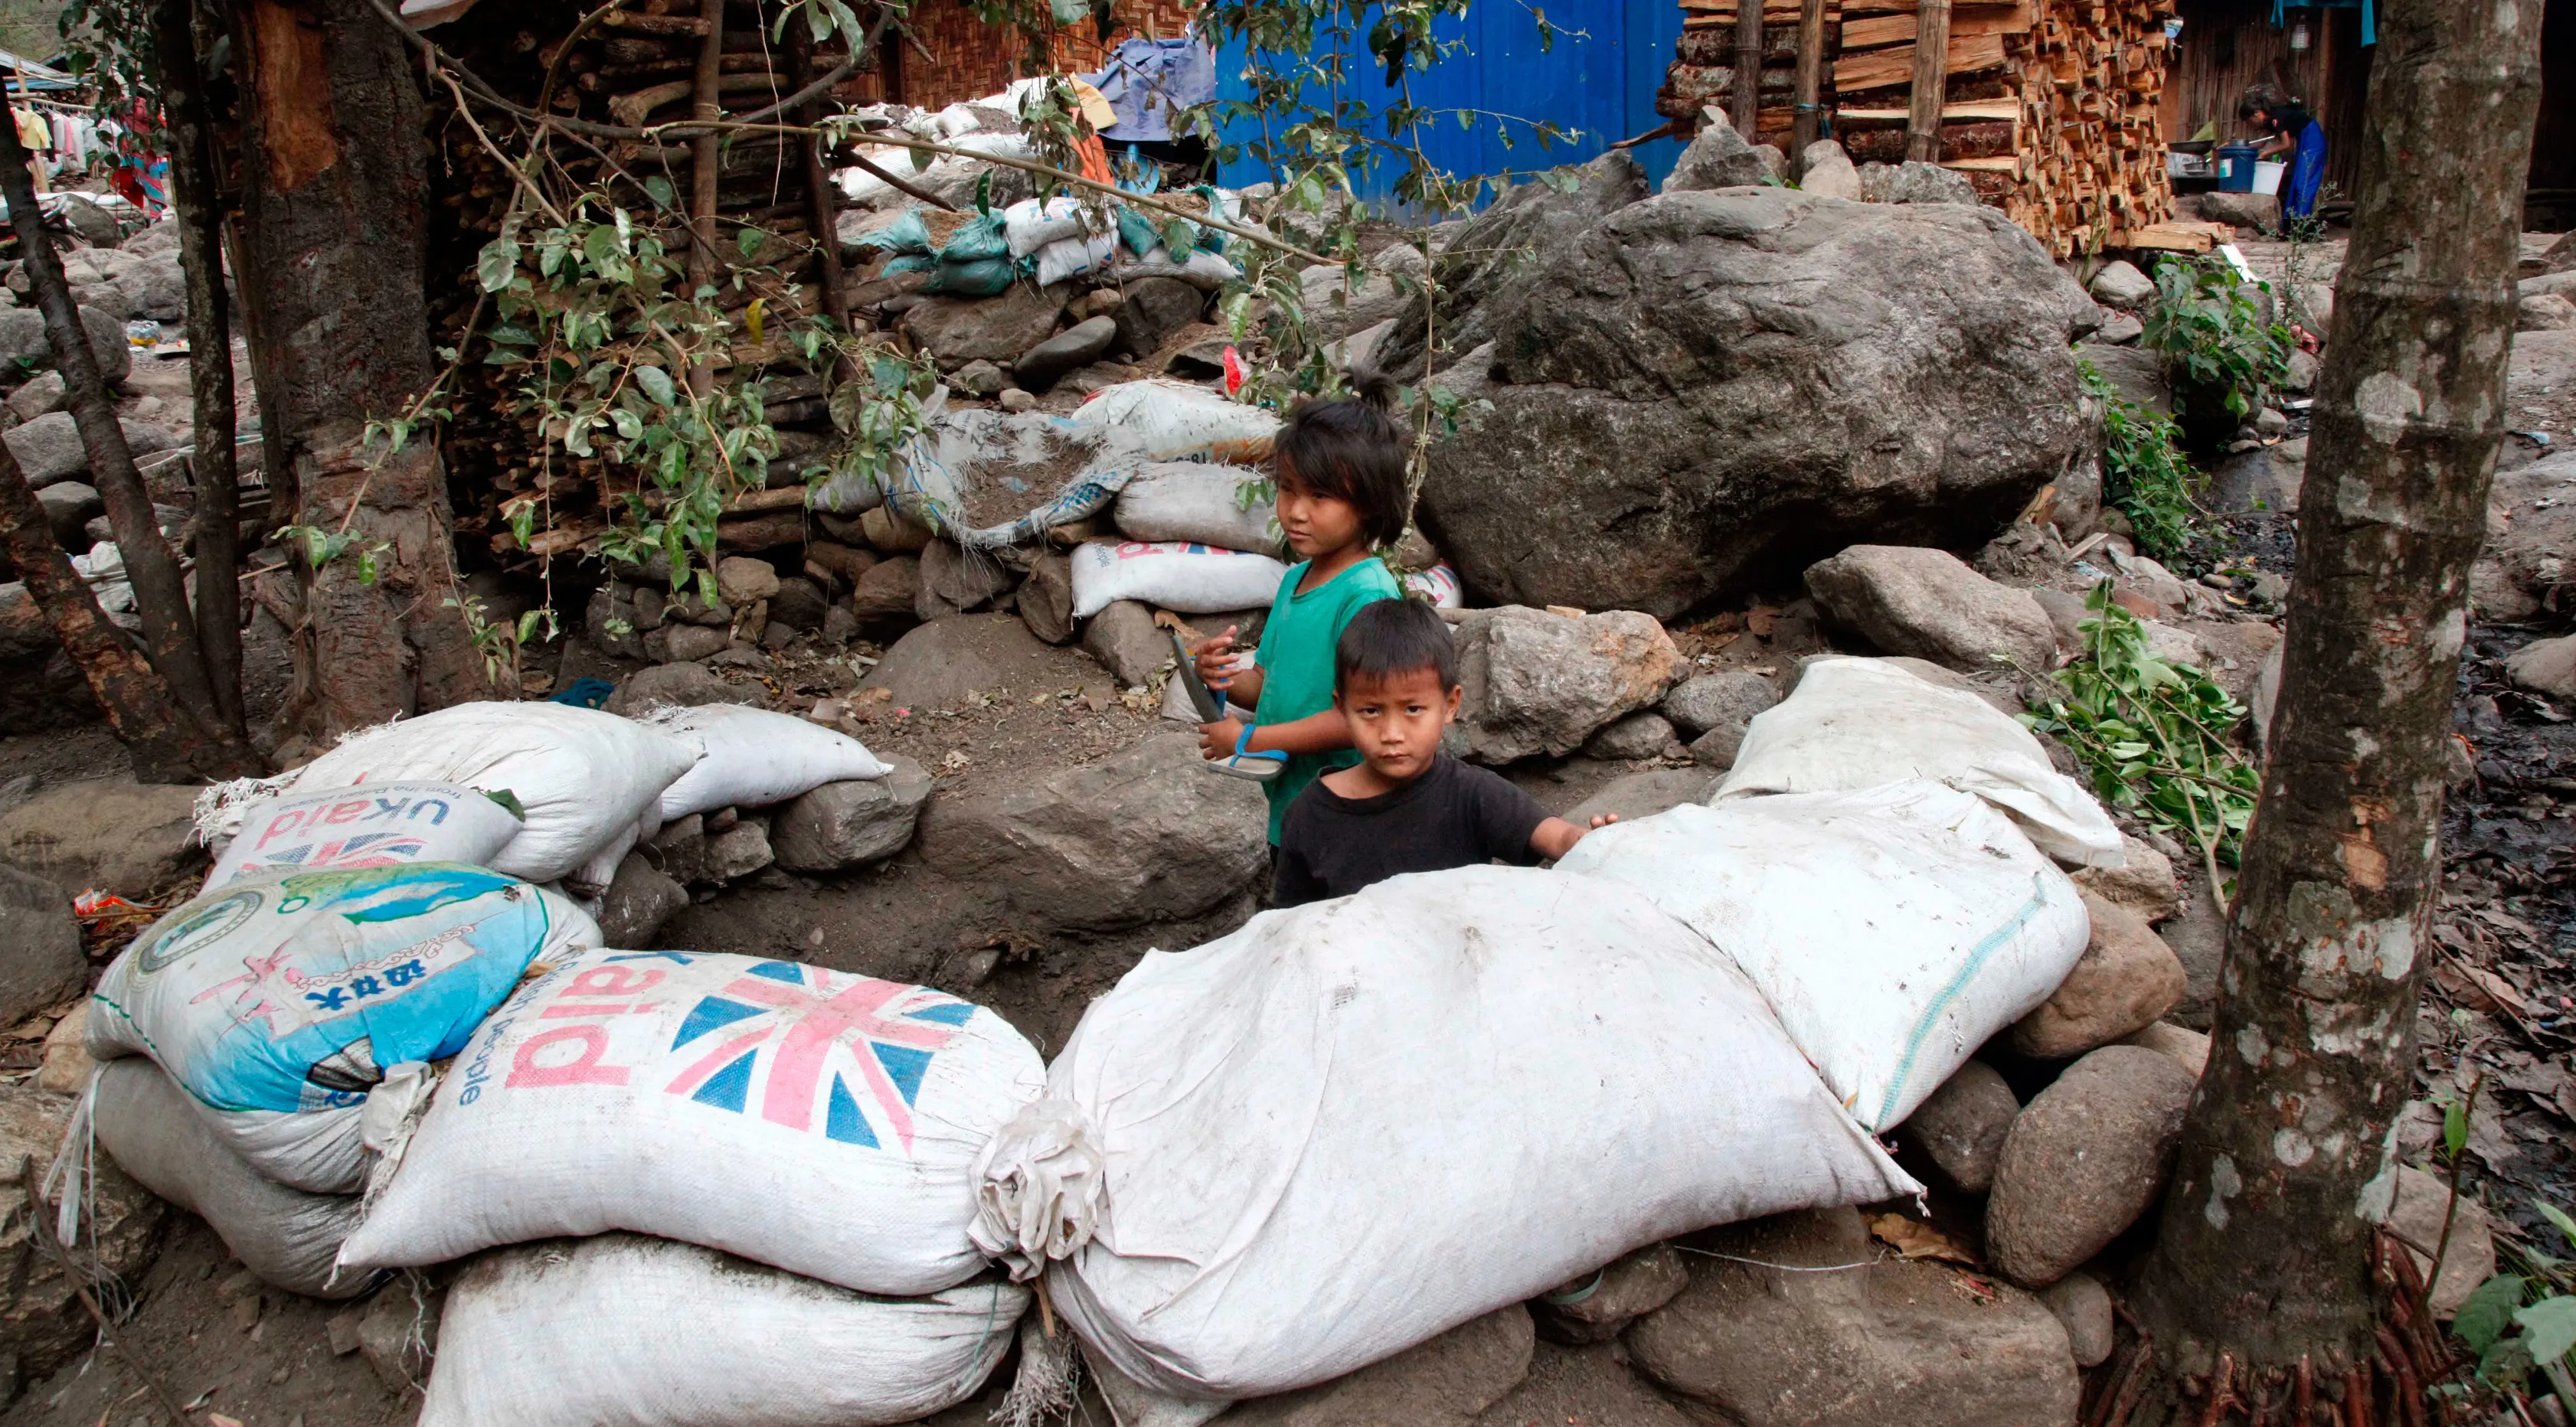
0, 867, 83, 1027
2210, 437, 2306, 514
1561, 769, 1715, 826
35, 483, 99, 550
902, 284, 1067, 367
1663, 116, 1785, 192
1083, 599, 1171, 687
806, 540, 877, 588
2038, 1272, 2115, 1368
327, 1308, 364, 1357
1583, 710, 1679, 761
649, 624, 727, 663
2187, 188, 2279, 233
229, 1291, 263, 1332
597, 853, 688, 946
768, 576, 828, 632
2387, 1164, 2496, 1318
2280, 347, 2322, 394
915, 733, 1267, 932
1855, 159, 1979, 206
1532, 1243, 1688, 1345
1014, 315, 1119, 393
860, 505, 933, 554
2095, 310, 2143, 345
2506, 633, 2576, 701
0, 776, 202, 898
648, 814, 707, 885
584, 584, 646, 661
2088, 260, 2156, 310
1659, 670, 1777, 742
999, 388, 1038, 413
2030, 586, 2089, 653
822, 605, 859, 645
950, 359, 1008, 397
1112, 276, 1209, 360
2116, 1020, 2211, 1078
2071, 834, 2181, 924
1225, 1305, 1534, 1427
851, 555, 922, 624
771, 758, 935, 871
1894, 1059, 2019, 1195
702, 821, 773, 882
2011, 891, 2188, 1058
1452, 606, 1682, 764
1806, 546, 2058, 674
1627, 1206, 2078, 1427
916, 540, 1018, 621
35, 1003, 93, 1095
2250, 406, 2290, 439
357, 1282, 441, 1393
1798, 140, 1862, 201
4, 371, 62, 422
714, 555, 781, 607
1018, 550, 1076, 645
862, 615, 1053, 709
1986, 1044, 2195, 1287
603, 660, 761, 715
1069, 288, 1124, 322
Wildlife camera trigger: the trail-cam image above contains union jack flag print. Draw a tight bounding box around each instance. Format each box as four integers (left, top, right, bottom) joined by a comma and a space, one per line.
240, 831, 430, 872
661, 962, 975, 1154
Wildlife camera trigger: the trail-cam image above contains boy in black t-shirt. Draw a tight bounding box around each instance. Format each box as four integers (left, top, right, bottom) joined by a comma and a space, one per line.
1273, 599, 1615, 906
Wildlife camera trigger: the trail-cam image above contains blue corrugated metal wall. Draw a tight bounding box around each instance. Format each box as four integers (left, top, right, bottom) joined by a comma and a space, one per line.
1211, 0, 1685, 204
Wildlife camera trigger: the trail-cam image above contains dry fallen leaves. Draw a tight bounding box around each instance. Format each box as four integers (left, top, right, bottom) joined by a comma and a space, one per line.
1867, 1213, 1978, 1267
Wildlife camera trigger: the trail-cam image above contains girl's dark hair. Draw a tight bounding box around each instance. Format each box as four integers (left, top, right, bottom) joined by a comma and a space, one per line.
1273, 367, 1410, 550
1335, 596, 1456, 694
2238, 82, 2290, 120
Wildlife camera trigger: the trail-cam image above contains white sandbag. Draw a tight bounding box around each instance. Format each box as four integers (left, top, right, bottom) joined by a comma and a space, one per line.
564, 812, 648, 901
641, 705, 890, 821
1716, 656, 2125, 867
1556, 781, 2091, 1131
88, 863, 602, 1193
339, 948, 1046, 1295
420, 1234, 1025, 1427
1067, 379, 1280, 462
1034, 229, 1119, 286
1002, 196, 1090, 256
206, 781, 523, 890
971, 865, 1916, 1407
1069, 540, 1287, 620
287, 702, 702, 883
92, 1059, 372, 1298
858, 404, 1140, 549
1110, 462, 1277, 551
1107, 247, 1241, 290
1404, 561, 1463, 609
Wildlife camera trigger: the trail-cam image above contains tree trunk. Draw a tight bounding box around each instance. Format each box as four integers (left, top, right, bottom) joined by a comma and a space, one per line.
226, 0, 483, 738
152, 0, 248, 735
1792, 0, 1827, 171
0, 445, 213, 782
2128, 0, 2543, 1402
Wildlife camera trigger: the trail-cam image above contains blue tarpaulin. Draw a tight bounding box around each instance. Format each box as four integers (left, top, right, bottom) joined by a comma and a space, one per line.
1210, 0, 1685, 206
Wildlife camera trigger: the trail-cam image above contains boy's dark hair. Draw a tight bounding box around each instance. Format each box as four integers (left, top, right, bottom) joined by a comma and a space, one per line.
1335, 596, 1456, 696
1273, 367, 1410, 550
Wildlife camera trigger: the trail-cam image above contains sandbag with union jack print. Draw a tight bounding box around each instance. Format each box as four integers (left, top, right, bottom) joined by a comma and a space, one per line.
336, 949, 1046, 1296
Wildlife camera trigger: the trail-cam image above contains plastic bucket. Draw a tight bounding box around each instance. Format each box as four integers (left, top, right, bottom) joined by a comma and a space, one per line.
2252, 159, 2287, 196
2216, 142, 2260, 193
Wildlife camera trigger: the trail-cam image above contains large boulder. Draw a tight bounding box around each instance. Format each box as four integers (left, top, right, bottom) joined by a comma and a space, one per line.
0, 867, 85, 1028
914, 733, 1265, 931
2387, 1164, 2495, 1318
1626, 1207, 2079, 1427
2010, 890, 2189, 1058
1224, 1305, 1534, 1427
0, 776, 204, 898
1417, 189, 2095, 616
603, 660, 761, 715
596, 852, 688, 947
0, 1082, 168, 1379
860, 614, 1054, 710
1375, 152, 1652, 381
0, 584, 98, 734
2087, 260, 2156, 310
1, 411, 181, 488
901, 284, 1068, 368
771, 758, 934, 871
1986, 1045, 2195, 1287
1451, 606, 1680, 764
1806, 545, 2058, 674
2072, 834, 2182, 924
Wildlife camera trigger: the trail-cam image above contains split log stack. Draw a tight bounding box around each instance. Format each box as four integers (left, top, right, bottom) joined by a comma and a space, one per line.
1658, 0, 2181, 259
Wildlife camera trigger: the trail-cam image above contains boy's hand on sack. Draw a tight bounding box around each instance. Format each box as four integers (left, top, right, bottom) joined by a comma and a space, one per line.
1195, 627, 1242, 692
1199, 715, 1247, 762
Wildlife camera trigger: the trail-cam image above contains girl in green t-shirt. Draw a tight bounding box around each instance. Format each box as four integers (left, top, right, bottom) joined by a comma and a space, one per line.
1193, 372, 1410, 844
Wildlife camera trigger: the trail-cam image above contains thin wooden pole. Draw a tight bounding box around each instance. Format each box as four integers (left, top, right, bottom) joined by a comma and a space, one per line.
685, 0, 724, 396
786, 19, 849, 332
1793, 0, 1828, 168
1904, 0, 1952, 162
1733, 0, 1764, 142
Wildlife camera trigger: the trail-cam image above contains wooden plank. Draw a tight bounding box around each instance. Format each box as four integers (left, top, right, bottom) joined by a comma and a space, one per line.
1833, 30, 2004, 89
1793, 0, 1829, 159
1840, 3, 2029, 47
1904, 0, 1951, 161
1940, 155, 2021, 171
1834, 98, 2020, 121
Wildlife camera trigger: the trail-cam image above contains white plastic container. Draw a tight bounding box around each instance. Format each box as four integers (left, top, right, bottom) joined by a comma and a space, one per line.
2253, 159, 2287, 196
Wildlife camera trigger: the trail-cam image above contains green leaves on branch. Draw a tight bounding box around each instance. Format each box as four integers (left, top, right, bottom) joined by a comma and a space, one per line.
2080, 358, 2201, 560
2453, 1197, 2576, 1399
278, 524, 390, 586
2021, 586, 2258, 886
2140, 256, 2292, 422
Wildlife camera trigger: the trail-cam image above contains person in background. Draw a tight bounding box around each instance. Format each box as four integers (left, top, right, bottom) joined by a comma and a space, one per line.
1272, 599, 1616, 907
1193, 371, 1407, 860
2239, 82, 2326, 222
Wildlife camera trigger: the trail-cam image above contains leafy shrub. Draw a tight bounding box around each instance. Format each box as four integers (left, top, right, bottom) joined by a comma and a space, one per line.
2081, 358, 2200, 560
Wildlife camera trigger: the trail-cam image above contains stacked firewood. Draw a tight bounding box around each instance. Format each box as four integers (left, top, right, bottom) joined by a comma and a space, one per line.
1655, 0, 2179, 260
